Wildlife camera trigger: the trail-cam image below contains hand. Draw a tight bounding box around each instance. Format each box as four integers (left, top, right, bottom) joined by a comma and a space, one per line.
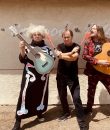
19, 41, 25, 50
71, 46, 79, 53
68, 46, 79, 55
97, 60, 110, 66
54, 49, 62, 57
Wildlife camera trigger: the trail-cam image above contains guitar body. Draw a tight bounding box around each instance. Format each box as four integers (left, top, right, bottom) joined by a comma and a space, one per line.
93, 42, 110, 75
28, 47, 55, 74
33, 53, 54, 74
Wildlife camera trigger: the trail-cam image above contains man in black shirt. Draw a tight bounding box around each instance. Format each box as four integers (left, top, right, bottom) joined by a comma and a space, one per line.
56, 29, 88, 130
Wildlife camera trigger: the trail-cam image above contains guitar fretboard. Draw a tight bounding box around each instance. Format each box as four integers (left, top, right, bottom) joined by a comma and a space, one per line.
16, 34, 39, 56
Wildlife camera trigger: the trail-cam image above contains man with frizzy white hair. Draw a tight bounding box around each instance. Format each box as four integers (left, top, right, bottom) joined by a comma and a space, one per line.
12, 24, 55, 130
25, 24, 48, 38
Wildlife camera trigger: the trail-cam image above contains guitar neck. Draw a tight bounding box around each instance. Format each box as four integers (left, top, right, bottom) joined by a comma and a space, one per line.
16, 34, 37, 56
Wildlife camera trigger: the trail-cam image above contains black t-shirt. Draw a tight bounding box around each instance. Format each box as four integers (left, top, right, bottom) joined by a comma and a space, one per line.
57, 42, 80, 79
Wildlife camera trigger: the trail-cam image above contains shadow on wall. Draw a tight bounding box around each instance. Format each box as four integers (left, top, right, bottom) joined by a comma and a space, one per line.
99, 88, 110, 104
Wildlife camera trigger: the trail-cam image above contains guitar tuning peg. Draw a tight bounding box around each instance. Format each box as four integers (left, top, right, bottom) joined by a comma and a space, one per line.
14, 24, 18, 26
20, 32, 23, 35
1, 28, 5, 31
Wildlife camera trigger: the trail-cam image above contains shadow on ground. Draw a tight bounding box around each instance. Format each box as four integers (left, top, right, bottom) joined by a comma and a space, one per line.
20, 105, 110, 130
20, 105, 76, 130
85, 105, 110, 127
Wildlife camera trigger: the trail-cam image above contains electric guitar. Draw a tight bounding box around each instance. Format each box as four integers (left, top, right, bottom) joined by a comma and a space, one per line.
93, 42, 110, 75
9, 26, 55, 74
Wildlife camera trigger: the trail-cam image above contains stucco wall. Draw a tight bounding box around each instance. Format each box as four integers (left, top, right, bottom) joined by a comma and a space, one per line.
0, 0, 110, 105
0, 0, 110, 73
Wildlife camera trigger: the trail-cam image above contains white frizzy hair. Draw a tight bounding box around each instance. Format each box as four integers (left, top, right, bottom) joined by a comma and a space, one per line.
25, 24, 48, 38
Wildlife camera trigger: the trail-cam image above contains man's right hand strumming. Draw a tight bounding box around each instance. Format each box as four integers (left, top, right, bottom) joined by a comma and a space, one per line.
97, 60, 110, 66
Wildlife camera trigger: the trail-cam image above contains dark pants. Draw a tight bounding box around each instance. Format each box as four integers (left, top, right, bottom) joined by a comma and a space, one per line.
56, 74, 84, 119
87, 74, 110, 109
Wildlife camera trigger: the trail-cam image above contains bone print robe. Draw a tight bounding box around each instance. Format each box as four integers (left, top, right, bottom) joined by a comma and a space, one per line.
15, 40, 55, 119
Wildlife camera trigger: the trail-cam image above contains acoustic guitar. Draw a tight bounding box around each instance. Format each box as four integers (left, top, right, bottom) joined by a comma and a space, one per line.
93, 42, 110, 75
9, 26, 55, 74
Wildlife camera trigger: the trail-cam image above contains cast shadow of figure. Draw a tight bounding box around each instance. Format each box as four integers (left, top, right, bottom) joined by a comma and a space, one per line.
99, 88, 110, 117
20, 105, 76, 130
85, 105, 110, 126
20, 106, 62, 130
85, 88, 110, 127
20, 89, 76, 130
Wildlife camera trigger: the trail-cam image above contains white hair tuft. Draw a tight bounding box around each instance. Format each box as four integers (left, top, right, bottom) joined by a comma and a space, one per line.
25, 24, 48, 38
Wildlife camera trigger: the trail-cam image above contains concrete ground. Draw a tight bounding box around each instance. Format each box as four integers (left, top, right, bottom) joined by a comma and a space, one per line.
0, 73, 110, 130
0, 105, 110, 130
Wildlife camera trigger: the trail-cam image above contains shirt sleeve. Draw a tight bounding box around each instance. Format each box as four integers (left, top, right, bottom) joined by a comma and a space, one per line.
82, 42, 98, 65
19, 53, 28, 64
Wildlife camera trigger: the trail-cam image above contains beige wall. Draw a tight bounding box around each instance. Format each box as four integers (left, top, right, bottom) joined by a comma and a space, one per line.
0, 0, 110, 105
0, 0, 110, 73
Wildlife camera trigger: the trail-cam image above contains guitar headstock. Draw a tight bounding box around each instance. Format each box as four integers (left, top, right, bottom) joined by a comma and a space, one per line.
9, 25, 19, 36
